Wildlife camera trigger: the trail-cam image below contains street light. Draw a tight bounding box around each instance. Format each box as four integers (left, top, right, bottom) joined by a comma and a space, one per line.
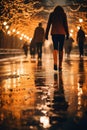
79, 18, 83, 23
12, 29, 16, 33
70, 29, 74, 33
7, 30, 11, 35
5, 25, 9, 30
3, 22, 7, 26
77, 26, 80, 30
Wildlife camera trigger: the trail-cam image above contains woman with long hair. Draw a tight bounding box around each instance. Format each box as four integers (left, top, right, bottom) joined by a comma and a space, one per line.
45, 5, 69, 71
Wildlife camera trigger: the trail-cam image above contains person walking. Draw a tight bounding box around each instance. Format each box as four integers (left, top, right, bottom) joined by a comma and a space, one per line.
33, 22, 45, 60
30, 38, 36, 58
45, 5, 69, 71
22, 42, 28, 57
76, 26, 86, 58
64, 36, 74, 58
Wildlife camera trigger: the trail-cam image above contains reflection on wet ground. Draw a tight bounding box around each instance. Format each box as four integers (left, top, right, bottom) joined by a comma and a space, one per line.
0, 54, 87, 130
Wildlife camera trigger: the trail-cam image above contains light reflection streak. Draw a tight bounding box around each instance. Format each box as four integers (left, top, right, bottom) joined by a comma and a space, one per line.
19, 60, 24, 75
40, 116, 50, 128
77, 86, 83, 96
41, 110, 47, 115
77, 85, 83, 107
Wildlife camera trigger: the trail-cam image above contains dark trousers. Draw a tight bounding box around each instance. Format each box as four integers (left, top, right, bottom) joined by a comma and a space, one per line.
36, 42, 43, 59
78, 41, 84, 56
52, 34, 65, 51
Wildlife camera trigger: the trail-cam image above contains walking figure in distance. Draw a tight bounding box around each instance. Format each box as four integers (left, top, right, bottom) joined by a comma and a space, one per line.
33, 22, 45, 60
64, 36, 74, 58
45, 5, 69, 71
76, 26, 86, 58
22, 42, 28, 57
30, 38, 36, 58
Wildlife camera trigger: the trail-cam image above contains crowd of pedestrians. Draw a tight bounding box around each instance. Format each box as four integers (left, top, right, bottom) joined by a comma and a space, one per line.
22, 5, 86, 72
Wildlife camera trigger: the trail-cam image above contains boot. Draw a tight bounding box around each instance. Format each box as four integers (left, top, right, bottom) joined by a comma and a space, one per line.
59, 51, 63, 71
53, 50, 58, 70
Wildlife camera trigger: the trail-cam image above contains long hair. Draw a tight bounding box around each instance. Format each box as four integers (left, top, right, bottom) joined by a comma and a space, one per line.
52, 5, 66, 23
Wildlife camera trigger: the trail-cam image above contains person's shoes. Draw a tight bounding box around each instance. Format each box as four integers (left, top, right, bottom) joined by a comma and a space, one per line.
54, 65, 57, 70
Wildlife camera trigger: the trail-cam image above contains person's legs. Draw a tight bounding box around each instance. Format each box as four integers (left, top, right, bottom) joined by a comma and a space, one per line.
59, 51, 63, 69
39, 43, 42, 59
37, 43, 40, 59
52, 35, 65, 71
53, 50, 58, 70
59, 35, 65, 70
79, 42, 84, 57
66, 46, 71, 58
52, 35, 58, 70
53, 50, 57, 65
37, 43, 42, 59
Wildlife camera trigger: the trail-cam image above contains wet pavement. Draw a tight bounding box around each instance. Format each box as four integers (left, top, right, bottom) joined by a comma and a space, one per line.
0, 53, 87, 130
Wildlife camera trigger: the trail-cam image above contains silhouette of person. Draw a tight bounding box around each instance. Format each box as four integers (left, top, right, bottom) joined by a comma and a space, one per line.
45, 5, 69, 71
64, 36, 74, 58
22, 42, 28, 57
30, 38, 36, 58
33, 22, 45, 60
76, 26, 86, 58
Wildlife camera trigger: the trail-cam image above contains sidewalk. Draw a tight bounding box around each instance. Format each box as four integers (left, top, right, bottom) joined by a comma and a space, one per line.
0, 53, 87, 130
